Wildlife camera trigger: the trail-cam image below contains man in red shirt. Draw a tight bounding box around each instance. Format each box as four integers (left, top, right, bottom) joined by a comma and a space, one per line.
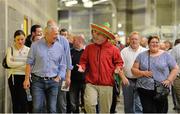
77, 22, 129, 113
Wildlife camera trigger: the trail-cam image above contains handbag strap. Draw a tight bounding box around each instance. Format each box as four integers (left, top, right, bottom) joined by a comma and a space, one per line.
148, 50, 155, 80
10, 47, 13, 56
148, 50, 150, 71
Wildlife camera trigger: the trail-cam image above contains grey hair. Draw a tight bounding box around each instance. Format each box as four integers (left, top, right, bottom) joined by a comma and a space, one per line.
45, 25, 59, 32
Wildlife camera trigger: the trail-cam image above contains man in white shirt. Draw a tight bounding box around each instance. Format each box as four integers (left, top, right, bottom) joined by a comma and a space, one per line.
121, 31, 147, 113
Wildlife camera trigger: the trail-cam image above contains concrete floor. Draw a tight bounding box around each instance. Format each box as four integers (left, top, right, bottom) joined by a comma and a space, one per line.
79, 88, 178, 113
116, 92, 177, 113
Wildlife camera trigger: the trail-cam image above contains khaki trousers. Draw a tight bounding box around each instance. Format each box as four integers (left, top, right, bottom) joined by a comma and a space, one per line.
84, 83, 113, 113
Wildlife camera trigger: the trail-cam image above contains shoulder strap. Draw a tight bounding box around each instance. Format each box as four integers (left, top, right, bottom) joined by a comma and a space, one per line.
10, 47, 13, 56
148, 50, 150, 71
148, 50, 155, 80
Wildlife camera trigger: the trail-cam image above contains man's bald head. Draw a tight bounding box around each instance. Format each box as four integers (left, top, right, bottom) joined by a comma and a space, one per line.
47, 19, 57, 27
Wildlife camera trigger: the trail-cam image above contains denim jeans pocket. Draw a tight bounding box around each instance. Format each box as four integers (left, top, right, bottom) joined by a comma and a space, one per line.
31, 76, 41, 83
51, 79, 60, 87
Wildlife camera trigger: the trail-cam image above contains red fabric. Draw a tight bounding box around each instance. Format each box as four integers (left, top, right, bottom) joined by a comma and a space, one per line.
79, 40, 124, 86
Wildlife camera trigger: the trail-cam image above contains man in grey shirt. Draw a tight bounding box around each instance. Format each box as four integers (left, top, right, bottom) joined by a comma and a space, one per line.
171, 43, 180, 112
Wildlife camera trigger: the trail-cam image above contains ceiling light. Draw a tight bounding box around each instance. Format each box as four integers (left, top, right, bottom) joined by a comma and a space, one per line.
118, 23, 122, 28
82, 0, 89, 3
112, 13, 115, 17
65, 0, 78, 7
83, 1, 93, 8
93, 0, 108, 5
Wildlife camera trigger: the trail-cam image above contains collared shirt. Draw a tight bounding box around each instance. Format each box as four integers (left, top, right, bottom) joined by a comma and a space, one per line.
121, 46, 147, 78
26, 38, 66, 79
57, 35, 73, 70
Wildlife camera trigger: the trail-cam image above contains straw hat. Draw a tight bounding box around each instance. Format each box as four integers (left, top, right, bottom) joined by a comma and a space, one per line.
91, 22, 115, 40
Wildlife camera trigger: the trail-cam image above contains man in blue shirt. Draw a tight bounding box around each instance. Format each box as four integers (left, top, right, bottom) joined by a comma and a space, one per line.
23, 23, 66, 113
47, 20, 73, 113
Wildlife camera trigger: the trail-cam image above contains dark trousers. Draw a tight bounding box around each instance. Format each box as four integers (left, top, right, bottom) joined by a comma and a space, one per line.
110, 85, 118, 113
67, 82, 85, 113
137, 88, 168, 113
8, 75, 28, 113
172, 85, 178, 109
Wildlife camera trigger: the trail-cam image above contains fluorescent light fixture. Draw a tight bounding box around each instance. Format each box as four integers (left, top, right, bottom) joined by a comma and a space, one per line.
82, 0, 89, 3
65, 0, 78, 7
93, 0, 108, 5
83, 1, 93, 8
65, 2, 73, 7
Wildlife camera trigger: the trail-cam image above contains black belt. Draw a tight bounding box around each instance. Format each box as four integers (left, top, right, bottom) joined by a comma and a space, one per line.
32, 74, 57, 80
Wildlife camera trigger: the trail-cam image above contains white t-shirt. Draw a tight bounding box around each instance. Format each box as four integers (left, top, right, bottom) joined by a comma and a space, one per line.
121, 46, 147, 78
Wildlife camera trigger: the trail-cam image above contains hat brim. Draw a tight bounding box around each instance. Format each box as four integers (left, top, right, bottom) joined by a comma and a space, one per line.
91, 24, 115, 40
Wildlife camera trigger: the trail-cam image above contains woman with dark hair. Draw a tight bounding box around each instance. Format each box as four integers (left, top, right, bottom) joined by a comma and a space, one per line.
6, 30, 30, 113
131, 35, 179, 113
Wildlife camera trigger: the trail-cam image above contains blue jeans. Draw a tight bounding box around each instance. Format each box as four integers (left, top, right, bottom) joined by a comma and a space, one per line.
31, 76, 59, 113
57, 80, 67, 113
122, 78, 142, 113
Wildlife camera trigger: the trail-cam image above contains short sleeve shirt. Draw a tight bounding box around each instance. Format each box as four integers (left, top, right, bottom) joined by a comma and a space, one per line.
135, 50, 177, 90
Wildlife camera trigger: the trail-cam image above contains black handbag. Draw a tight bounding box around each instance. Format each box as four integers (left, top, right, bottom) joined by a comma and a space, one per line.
153, 80, 170, 100
2, 47, 13, 69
